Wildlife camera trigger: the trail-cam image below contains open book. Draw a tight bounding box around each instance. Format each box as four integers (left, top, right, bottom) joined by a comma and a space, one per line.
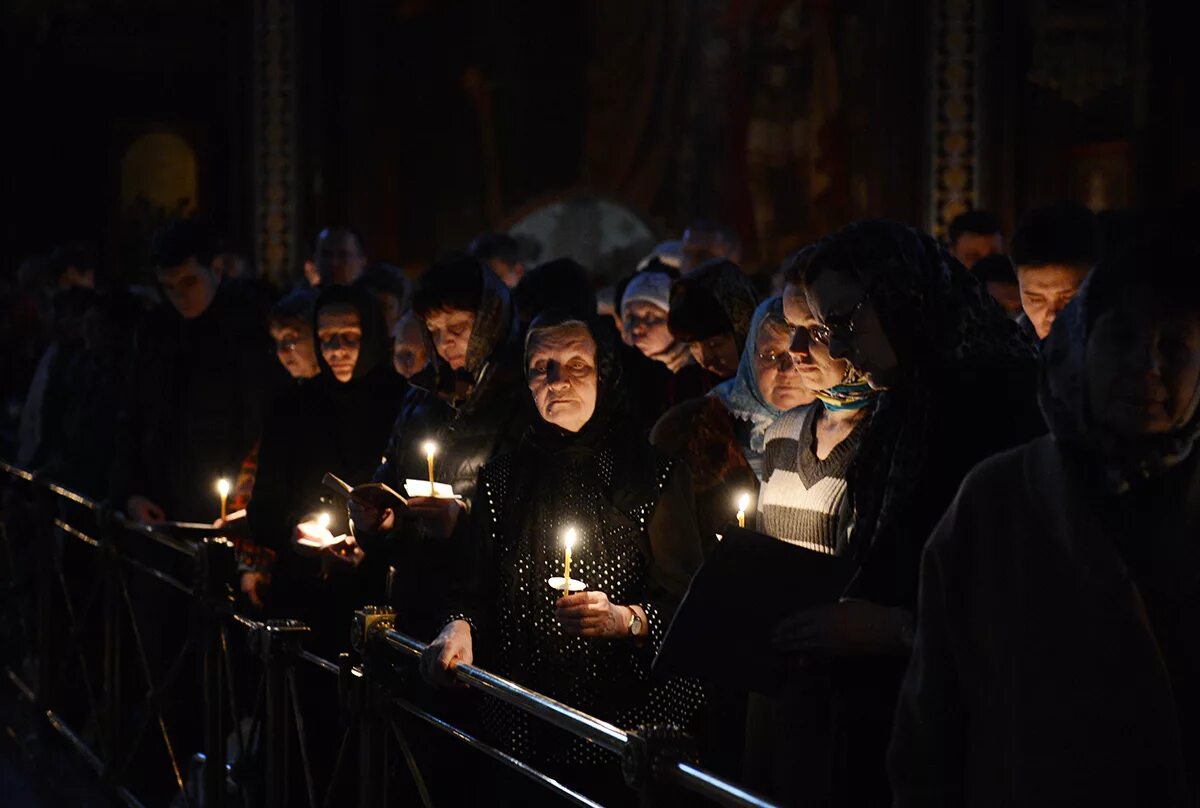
402, 479, 460, 499
322, 472, 408, 512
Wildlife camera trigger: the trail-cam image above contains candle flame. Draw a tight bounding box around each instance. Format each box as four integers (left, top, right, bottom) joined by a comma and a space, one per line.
737, 492, 750, 512
422, 440, 438, 458
217, 478, 231, 497
563, 527, 577, 551
317, 512, 331, 530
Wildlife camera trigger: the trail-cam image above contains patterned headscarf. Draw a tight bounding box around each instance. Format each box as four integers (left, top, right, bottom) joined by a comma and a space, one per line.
710, 296, 788, 475
813, 365, 876, 412
807, 220, 1036, 557
1040, 255, 1200, 495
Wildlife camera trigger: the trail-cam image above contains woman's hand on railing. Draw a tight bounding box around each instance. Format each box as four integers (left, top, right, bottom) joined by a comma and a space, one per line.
126, 495, 166, 525
420, 619, 473, 687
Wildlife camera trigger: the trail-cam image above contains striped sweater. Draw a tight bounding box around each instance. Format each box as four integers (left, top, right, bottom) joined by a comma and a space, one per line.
759, 405, 863, 554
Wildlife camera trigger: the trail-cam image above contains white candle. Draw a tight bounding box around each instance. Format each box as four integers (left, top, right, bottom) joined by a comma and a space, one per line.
736, 492, 750, 528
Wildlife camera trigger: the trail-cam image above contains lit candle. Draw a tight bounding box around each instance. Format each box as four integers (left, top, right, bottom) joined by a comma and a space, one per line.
422, 440, 438, 496
562, 527, 577, 594
217, 478, 231, 521
317, 512, 331, 532
736, 492, 750, 529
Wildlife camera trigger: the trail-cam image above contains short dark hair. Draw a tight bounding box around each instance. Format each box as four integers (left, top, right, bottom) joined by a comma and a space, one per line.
667, 277, 731, 342
1010, 201, 1100, 269
412, 256, 485, 317
468, 232, 521, 265
970, 253, 1018, 285
948, 210, 1001, 245
151, 219, 215, 270
47, 242, 98, 285
316, 226, 367, 255
356, 263, 412, 307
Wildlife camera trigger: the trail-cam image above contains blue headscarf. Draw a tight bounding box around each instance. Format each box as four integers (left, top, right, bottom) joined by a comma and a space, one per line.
710, 296, 788, 479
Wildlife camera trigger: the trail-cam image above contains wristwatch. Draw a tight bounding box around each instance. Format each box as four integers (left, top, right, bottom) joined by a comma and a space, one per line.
627, 609, 645, 638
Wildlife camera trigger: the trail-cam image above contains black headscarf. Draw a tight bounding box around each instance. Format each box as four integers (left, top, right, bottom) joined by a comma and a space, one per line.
412, 263, 516, 408
807, 221, 1038, 573
312, 284, 391, 383
1040, 243, 1200, 495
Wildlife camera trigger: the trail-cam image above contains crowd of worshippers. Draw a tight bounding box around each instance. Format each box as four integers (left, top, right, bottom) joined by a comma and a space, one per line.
2, 199, 1197, 807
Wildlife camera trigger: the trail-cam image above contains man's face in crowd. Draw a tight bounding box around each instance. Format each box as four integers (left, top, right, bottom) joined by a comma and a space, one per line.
317, 303, 363, 383
271, 322, 321, 379
986, 280, 1024, 318
316, 230, 367, 285
1086, 288, 1200, 439
1017, 263, 1091, 340
688, 332, 740, 379
423, 307, 476, 370
681, 228, 732, 274
485, 257, 525, 289
952, 232, 1003, 269
623, 301, 673, 358
392, 311, 429, 378
753, 318, 813, 410
157, 257, 220, 320
526, 323, 599, 433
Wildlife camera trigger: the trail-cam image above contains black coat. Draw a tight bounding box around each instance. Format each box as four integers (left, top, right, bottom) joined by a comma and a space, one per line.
110, 285, 284, 521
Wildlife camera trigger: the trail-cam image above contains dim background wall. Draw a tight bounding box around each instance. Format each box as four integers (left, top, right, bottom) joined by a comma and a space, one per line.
2, 0, 1196, 287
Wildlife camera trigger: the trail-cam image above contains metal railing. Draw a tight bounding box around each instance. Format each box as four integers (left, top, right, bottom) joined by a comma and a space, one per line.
0, 460, 777, 807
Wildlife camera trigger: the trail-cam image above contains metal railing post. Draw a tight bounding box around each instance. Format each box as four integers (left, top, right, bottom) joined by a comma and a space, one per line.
195, 536, 237, 808
97, 503, 124, 777
247, 619, 311, 808
351, 606, 396, 808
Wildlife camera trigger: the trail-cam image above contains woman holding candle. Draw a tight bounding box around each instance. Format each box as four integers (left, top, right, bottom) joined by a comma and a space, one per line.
246, 285, 404, 648
421, 311, 705, 801
351, 256, 531, 637
651, 296, 813, 552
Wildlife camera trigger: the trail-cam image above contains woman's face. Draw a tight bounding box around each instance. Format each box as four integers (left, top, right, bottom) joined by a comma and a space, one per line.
317, 304, 363, 383
1086, 288, 1200, 438
754, 318, 814, 410
271, 322, 320, 379
623, 301, 673, 358
423, 307, 476, 370
689, 332, 740, 379
527, 323, 599, 433
782, 283, 850, 392
806, 270, 899, 390
391, 311, 429, 379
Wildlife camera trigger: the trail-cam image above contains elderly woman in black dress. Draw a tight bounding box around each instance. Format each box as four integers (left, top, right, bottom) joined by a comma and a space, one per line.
421, 311, 705, 801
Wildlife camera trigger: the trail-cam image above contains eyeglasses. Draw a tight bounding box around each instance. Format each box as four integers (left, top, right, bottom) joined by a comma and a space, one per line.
275, 338, 302, 354
756, 350, 796, 371
809, 295, 869, 347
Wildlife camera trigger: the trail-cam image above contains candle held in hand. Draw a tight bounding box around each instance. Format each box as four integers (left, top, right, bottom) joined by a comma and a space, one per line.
317, 512, 331, 531
217, 478, 231, 521
736, 492, 750, 528
422, 440, 438, 496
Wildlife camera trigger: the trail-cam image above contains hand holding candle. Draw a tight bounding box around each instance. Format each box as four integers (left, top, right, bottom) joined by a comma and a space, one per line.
736, 492, 750, 528
217, 478, 231, 521
422, 440, 438, 496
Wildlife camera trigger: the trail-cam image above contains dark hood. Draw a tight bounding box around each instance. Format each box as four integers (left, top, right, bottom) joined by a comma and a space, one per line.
313, 283, 391, 382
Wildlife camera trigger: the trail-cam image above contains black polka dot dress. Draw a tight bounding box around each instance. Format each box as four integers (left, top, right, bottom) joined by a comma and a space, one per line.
449, 436, 706, 768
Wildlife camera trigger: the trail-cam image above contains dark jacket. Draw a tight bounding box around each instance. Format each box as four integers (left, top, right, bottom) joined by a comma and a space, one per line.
889, 437, 1198, 807
359, 268, 533, 636
110, 284, 283, 521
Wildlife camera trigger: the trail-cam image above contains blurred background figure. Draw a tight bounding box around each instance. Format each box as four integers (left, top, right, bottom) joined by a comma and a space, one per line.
946, 210, 1003, 269
468, 231, 527, 288
315, 225, 369, 286
970, 253, 1023, 318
